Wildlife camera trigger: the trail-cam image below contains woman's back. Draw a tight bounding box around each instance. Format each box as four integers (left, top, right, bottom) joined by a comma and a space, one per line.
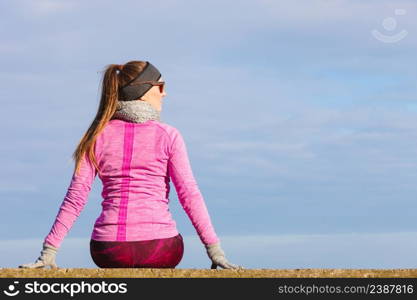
94, 119, 179, 242
43, 119, 220, 248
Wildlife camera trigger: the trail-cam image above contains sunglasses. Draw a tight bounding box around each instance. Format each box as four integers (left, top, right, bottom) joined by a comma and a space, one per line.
130, 80, 165, 93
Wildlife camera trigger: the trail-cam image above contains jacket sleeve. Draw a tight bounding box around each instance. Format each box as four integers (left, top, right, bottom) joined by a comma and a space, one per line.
168, 129, 220, 246
43, 153, 97, 249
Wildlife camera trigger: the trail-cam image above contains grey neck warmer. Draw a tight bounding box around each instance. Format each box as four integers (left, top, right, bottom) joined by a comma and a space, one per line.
111, 100, 161, 123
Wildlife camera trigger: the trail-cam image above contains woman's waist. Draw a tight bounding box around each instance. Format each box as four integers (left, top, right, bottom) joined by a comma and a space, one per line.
100, 196, 170, 206
101, 176, 168, 188
96, 201, 174, 220
101, 184, 169, 198
90, 228, 180, 242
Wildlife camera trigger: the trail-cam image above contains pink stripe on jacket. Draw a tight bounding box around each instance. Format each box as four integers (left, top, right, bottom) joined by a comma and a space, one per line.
44, 119, 220, 248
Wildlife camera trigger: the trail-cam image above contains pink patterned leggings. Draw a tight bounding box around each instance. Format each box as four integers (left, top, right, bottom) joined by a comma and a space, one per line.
90, 233, 184, 268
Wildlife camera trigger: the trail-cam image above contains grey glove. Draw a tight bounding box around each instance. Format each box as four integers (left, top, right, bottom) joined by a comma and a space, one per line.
18, 242, 59, 269
205, 242, 244, 269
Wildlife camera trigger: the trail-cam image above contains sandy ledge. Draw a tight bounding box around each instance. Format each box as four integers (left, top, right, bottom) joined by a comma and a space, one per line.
1, 268, 417, 278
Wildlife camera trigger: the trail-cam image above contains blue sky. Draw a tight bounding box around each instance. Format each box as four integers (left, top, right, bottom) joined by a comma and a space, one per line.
1, 0, 417, 269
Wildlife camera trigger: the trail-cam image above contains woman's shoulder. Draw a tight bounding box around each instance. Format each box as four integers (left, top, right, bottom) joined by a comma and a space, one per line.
153, 121, 183, 139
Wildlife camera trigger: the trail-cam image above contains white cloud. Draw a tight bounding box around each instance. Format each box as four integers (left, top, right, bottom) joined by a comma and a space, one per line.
20, 0, 78, 16
0, 42, 27, 55
258, 0, 417, 27
0, 183, 38, 193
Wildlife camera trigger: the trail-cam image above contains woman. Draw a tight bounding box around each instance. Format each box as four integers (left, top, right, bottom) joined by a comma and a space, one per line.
19, 60, 242, 269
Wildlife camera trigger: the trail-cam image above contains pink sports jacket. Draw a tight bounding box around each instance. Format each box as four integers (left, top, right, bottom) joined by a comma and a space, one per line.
43, 119, 220, 249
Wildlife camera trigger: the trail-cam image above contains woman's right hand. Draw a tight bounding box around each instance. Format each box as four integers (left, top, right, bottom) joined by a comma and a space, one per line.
205, 242, 244, 269
18, 243, 59, 269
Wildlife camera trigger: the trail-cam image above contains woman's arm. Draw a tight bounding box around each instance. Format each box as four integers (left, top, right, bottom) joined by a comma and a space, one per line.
168, 129, 220, 246
43, 153, 97, 249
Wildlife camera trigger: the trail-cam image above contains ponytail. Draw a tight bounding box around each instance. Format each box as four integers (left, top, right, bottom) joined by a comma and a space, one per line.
72, 61, 147, 177
72, 64, 121, 177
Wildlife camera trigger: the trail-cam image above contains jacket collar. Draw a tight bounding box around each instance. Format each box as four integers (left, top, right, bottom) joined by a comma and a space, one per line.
111, 100, 161, 123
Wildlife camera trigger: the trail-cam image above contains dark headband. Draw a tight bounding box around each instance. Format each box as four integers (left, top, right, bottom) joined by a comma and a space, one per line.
119, 61, 162, 101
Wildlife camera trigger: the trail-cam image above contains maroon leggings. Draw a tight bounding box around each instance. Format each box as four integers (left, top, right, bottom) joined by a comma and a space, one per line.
90, 233, 184, 268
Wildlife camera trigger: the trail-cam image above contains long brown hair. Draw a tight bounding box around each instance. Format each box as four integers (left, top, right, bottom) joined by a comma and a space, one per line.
72, 60, 148, 177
